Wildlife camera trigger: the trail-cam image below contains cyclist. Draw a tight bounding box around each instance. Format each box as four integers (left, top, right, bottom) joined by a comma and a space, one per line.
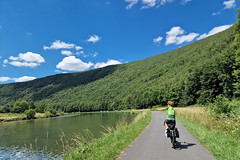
157, 101, 176, 137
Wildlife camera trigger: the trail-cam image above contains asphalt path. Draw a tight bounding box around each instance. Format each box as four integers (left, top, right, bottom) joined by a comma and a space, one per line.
117, 111, 215, 160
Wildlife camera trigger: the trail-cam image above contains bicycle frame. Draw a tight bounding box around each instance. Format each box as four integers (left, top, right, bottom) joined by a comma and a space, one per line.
169, 129, 176, 149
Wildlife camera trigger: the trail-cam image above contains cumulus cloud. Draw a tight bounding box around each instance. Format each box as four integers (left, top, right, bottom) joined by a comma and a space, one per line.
197, 24, 232, 40
87, 35, 101, 43
0, 77, 12, 82
165, 26, 199, 45
75, 46, 83, 51
61, 50, 73, 56
0, 76, 36, 83
13, 76, 36, 82
56, 56, 93, 71
5, 52, 45, 68
153, 36, 163, 45
44, 40, 76, 50
94, 59, 122, 69
223, 0, 236, 9
125, 0, 138, 9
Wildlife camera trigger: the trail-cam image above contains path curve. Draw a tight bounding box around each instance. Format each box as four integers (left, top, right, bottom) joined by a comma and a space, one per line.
117, 111, 215, 160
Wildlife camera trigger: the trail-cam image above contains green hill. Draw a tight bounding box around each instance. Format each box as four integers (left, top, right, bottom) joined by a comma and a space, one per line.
1, 11, 240, 112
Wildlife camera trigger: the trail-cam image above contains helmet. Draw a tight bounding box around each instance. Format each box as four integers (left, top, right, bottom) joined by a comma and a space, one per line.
167, 101, 174, 106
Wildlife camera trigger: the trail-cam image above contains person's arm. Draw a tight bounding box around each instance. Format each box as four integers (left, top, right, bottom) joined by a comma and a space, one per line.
156, 108, 166, 111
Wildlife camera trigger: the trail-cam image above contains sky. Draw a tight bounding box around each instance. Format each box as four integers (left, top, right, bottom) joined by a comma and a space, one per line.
0, 0, 239, 84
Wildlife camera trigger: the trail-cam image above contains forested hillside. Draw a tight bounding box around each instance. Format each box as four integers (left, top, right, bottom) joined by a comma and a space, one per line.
1, 11, 240, 112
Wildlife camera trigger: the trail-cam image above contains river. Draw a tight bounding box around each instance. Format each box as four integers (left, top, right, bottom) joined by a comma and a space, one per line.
0, 112, 136, 159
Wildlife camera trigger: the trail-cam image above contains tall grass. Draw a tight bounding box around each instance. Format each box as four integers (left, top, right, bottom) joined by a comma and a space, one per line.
175, 107, 240, 160
63, 111, 152, 160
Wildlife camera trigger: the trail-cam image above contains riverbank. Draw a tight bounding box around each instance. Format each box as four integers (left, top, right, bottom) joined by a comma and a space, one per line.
0, 112, 64, 122
63, 110, 152, 160
175, 107, 240, 160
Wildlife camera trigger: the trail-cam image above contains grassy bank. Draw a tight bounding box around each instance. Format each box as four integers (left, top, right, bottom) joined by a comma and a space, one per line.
175, 107, 240, 160
0, 112, 63, 122
64, 111, 152, 160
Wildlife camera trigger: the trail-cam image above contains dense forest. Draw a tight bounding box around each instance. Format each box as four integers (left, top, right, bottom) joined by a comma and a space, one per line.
1, 10, 240, 113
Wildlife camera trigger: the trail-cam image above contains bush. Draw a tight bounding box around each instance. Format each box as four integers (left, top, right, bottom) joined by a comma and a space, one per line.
25, 109, 36, 119
207, 96, 240, 119
44, 111, 52, 117
44, 107, 57, 115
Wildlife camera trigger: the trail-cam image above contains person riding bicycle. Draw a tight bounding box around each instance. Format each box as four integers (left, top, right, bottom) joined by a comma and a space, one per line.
157, 101, 176, 138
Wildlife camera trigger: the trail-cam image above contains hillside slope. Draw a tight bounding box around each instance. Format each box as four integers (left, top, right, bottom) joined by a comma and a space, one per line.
0, 23, 238, 112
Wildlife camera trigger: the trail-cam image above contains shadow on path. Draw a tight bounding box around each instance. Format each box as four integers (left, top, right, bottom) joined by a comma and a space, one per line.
174, 141, 196, 150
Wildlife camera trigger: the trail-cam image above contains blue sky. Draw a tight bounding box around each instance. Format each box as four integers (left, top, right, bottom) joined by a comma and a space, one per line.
0, 0, 239, 83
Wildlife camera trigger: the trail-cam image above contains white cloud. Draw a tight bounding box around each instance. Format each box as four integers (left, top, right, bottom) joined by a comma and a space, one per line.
142, 0, 156, 8
125, 0, 138, 9
94, 59, 122, 69
0, 76, 36, 83
13, 76, 36, 82
75, 46, 83, 50
44, 40, 75, 50
181, 0, 191, 4
223, 0, 236, 9
87, 35, 101, 43
160, 0, 174, 5
92, 52, 99, 57
9, 61, 40, 68
5, 52, 45, 68
0, 77, 12, 82
56, 56, 93, 71
153, 36, 163, 44
61, 50, 73, 56
3, 59, 8, 64
212, 12, 221, 16
197, 24, 232, 40
165, 26, 199, 45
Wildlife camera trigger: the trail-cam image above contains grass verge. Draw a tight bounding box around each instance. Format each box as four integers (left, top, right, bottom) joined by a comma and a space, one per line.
0, 112, 63, 122
175, 107, 240, 160
63, 111, 152, 160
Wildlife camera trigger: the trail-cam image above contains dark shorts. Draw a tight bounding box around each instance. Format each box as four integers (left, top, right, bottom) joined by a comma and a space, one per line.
165, 119, 176, 130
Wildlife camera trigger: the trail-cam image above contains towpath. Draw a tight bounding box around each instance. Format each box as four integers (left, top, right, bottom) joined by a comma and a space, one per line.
117, 111, 215, 160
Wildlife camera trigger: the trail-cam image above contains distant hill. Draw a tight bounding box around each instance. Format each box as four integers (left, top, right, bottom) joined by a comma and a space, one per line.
1, 14, 239, 112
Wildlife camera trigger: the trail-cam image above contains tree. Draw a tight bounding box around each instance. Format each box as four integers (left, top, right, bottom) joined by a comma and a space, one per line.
25, 109, 36, 119
232, 9, 240, 97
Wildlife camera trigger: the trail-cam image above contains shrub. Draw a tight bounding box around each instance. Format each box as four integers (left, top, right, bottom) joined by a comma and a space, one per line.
44, 111, 52, 117
44, 107, 57, 115
25, 109, 36, 119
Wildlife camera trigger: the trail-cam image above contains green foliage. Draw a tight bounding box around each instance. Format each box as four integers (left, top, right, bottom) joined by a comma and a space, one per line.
24, 109, 36, 119
232, 9, 240, 96
13, 100, 29, 113
35, 102, 46, 113
44, 107, 57, 115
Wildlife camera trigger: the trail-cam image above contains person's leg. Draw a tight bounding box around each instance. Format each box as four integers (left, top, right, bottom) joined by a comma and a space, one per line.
165, 120, 170, 137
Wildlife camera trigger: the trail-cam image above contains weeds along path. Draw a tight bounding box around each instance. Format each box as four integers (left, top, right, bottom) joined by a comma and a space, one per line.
117, 111, 215, 160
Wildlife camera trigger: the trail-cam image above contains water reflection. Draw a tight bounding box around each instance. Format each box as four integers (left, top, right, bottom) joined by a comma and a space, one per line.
0, 112, 136, 159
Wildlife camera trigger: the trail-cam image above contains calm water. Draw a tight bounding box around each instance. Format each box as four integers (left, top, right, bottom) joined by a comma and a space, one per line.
0, 112, 136, 159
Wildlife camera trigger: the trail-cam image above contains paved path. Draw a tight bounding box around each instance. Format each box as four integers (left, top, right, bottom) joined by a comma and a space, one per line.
117, 111, 215, 160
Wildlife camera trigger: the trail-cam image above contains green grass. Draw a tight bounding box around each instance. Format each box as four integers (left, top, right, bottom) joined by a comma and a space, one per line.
176, 115, 240, 160
64, 111, 152, 160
